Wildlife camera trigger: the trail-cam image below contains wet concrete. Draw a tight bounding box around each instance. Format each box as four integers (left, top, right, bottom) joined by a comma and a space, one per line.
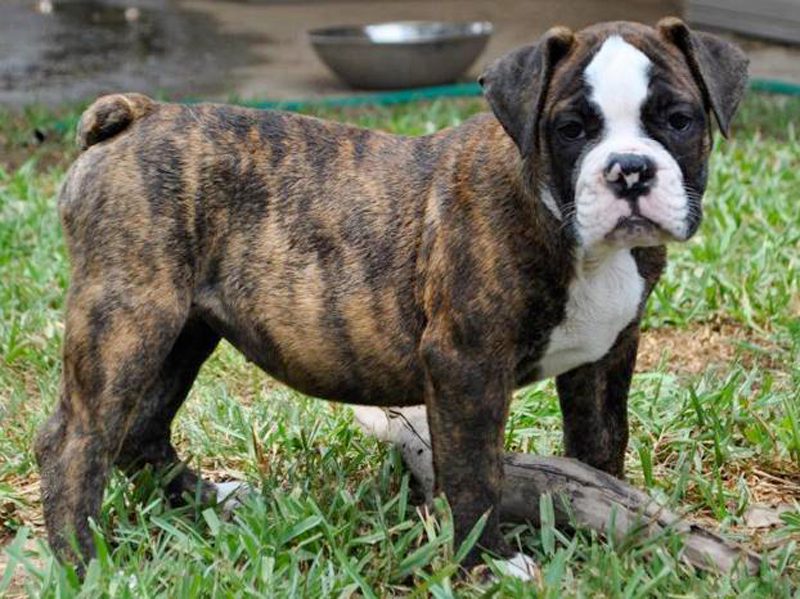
0, 0, 265, 106
2, 0, 799, 108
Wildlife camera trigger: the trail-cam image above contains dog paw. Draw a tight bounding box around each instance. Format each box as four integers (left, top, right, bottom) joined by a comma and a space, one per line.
213, 481, 253, 518
491, 552, 539, 582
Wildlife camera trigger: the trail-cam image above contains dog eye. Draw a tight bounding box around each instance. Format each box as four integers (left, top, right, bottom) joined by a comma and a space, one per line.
667, 111, 693, 132
557, 121, 585, 141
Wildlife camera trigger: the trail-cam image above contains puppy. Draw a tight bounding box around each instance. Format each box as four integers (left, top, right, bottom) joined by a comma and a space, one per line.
36, 18, 747, 574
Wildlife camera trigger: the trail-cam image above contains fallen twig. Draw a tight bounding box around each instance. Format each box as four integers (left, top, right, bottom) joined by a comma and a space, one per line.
352, 405, 761, 575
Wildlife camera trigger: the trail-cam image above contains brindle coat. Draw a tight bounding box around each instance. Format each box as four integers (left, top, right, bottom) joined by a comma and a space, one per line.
36, 18, 747, 572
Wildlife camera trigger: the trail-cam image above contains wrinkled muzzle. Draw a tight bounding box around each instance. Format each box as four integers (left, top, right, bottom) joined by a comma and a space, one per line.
574, 134, 698, 248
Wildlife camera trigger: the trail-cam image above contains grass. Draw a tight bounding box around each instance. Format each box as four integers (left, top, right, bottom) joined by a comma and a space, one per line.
0, 92, 799, 597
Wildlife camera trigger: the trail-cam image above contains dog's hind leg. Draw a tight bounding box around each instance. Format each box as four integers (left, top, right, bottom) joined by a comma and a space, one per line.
114, 315, 220, 504
34, 281, 190, 568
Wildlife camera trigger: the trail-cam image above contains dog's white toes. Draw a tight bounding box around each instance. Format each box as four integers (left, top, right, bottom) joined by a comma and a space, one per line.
213, 481, 253, 517
493, 552, 539, 582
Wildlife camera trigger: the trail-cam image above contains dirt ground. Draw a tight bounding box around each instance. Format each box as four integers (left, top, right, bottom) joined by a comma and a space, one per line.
3, 0, 800, 107
637, 318, 783, 375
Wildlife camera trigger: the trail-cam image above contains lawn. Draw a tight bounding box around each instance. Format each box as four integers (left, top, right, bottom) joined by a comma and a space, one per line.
0, 94, 798, 597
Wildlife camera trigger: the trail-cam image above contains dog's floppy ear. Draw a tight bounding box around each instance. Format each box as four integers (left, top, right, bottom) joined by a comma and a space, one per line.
657, 17, 749, 137
479, 27, 574, 155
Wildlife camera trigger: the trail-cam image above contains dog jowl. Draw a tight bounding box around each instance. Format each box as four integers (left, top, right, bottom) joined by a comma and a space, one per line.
35, 18, 747, 574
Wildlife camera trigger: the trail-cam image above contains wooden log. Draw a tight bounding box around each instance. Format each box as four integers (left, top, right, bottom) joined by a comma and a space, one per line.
352, 405, 761, 575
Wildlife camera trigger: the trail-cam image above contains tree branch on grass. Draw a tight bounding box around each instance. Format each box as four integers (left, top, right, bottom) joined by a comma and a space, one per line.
352, 405, 761, 575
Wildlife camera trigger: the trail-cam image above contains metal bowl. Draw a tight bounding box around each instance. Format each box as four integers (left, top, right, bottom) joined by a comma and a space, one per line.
309, 21, 493, 90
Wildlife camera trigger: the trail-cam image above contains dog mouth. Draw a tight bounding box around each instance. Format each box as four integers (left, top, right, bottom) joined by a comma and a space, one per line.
605, 215, 671, 245
614, 215, 657, 231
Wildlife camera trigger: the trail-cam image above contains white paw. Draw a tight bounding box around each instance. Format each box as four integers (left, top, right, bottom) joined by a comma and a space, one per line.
493, 552, 539, 582
213, 481, 253, 518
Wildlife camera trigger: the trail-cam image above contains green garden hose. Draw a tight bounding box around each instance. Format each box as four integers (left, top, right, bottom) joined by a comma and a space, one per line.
237, 82, 485, 112
235, 77, 800, 112
49, 77, 800, 136
749, 78, 800, 96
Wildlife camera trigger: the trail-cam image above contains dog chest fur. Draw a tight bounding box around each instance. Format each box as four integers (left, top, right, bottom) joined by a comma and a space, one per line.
537, 249, 644, 379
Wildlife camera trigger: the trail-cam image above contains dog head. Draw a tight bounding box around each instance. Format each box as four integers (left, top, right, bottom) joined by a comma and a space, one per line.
480, 18, 748, 249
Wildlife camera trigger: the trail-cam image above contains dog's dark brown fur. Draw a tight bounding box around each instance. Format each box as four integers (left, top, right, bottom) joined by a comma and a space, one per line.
36, 18, 747, 572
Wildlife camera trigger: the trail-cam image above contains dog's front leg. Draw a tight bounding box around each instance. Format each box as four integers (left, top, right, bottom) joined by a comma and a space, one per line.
420, 334, 513, 570
556, 322, 640, 478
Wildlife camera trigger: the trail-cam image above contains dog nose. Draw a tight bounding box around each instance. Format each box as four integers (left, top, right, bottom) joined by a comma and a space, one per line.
604, 153, 655, 199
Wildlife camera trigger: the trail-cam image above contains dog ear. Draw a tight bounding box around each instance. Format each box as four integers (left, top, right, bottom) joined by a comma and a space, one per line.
657, 17, 749, 138
479, 27, 574, 155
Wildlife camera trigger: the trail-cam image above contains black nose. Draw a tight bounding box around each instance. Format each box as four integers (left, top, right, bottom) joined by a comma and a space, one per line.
604, 153, 656, 199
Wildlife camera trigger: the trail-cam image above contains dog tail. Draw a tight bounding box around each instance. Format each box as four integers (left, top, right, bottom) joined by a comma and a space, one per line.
76, 93, 154, 151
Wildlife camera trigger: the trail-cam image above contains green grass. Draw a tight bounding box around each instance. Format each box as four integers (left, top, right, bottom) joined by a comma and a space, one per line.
1, 93, 799, 597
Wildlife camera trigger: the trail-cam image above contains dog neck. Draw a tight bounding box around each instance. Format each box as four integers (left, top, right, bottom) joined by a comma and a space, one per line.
476, 117, 572, 250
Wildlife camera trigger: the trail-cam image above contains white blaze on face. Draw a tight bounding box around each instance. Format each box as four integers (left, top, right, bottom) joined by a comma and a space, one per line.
586, 35, 651, 138
574, 35, 691, 248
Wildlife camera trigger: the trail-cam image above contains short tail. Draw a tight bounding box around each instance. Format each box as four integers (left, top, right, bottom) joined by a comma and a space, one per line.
76, 93, 154, 150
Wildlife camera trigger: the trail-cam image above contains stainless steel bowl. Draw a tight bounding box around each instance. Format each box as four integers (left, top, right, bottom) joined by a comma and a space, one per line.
309, 21, 493, 90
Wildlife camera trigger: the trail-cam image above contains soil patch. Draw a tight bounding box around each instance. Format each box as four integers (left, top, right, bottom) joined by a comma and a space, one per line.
638, 319, 781, 375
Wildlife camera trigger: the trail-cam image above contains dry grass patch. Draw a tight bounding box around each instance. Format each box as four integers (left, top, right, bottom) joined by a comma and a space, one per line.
638, 319, 783, 375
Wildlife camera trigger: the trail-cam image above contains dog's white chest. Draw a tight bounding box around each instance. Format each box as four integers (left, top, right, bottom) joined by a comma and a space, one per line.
538, 250, 644, 379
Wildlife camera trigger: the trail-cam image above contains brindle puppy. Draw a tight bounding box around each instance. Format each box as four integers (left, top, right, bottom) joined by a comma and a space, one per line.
36, 18, 747, 575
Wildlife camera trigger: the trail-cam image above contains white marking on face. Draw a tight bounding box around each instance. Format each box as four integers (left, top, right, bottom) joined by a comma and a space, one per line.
624, 171, 640, 187
586, 36, 651, 137
604, 162, 622, 182
538, 248, 643, 379
573, 36, 692, 248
